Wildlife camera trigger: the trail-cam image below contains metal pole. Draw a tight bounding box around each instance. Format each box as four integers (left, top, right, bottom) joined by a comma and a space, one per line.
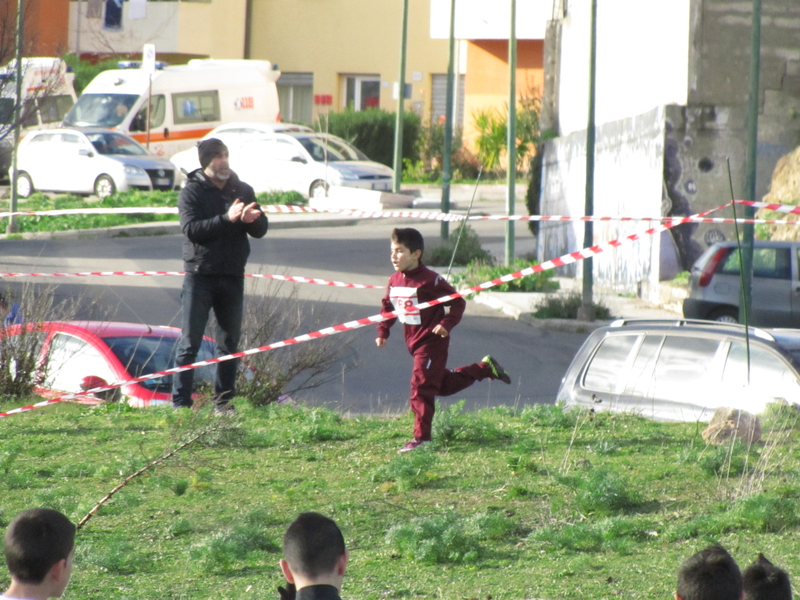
392, 0, 409, 193
7, 0, 24, 234
579, 0, 597, 320
76, 0, 82, 56
440, 0, 456, 240
505, 0, 517, 266
741, 0, 761, 324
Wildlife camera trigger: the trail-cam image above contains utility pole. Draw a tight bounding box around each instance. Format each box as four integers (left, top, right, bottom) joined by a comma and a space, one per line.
741, 0, 762, 325
7, 0, 24, 235
505, 0, 517, 267
440, 0, 456, 240
392, 0, 409, 193
578, 0, 597, 321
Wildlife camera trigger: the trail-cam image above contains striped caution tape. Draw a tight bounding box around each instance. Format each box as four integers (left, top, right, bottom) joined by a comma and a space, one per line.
0, 203, 722, 419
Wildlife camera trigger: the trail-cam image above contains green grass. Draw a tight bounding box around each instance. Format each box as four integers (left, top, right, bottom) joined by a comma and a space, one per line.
2, 399, 800, 600
1, 190, 305, 234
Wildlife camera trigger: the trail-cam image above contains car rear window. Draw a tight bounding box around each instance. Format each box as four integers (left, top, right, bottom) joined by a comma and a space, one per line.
719, 247, 791, 280
582, 334, 641, 393
651, 336, 722, 402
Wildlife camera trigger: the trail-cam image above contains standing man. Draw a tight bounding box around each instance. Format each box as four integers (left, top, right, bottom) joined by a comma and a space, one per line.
173, 138, 268, 414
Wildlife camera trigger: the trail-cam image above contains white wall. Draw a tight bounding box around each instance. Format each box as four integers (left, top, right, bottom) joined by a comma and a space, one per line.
430, 0, 549, 40
69, 1, 180, 56
557, 0, 691, 135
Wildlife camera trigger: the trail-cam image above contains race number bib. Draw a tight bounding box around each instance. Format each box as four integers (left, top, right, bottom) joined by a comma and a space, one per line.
389, 286, 420, 325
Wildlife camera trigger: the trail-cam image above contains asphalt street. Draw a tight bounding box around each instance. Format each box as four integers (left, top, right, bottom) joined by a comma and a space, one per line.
0, 209, 590, 413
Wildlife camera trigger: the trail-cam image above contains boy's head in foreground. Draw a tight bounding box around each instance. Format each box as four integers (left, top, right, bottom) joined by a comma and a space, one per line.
676, 544, 743, 600
280, 512, 348, 590
390, 228, 424, 273
742, 554, 791, 600
3, 508, 76, 599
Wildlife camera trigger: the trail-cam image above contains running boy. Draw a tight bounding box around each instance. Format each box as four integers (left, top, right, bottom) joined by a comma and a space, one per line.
376, 227, 511, 453
2, 508, 76, 600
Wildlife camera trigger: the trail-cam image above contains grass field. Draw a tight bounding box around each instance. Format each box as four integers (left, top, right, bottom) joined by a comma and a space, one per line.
2, 398, 800, 600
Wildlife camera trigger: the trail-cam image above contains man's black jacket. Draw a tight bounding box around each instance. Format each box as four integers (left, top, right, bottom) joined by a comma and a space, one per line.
178, 168, 269, 276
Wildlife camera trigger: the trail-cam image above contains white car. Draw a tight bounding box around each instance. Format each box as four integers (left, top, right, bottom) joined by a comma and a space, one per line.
11, 128, 181, 198
227, 132, 394, 198
169, 121, 313, 174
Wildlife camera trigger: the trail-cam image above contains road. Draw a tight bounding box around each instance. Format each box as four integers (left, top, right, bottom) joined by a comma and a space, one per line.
0, 216, 590, 413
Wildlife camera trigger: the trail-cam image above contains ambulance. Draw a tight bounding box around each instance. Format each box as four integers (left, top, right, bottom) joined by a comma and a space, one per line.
0, 57, 78, 174
62, 59, 281, 157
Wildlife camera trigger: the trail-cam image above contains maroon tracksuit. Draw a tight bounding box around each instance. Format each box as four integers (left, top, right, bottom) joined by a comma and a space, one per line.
377, 263, 495, 441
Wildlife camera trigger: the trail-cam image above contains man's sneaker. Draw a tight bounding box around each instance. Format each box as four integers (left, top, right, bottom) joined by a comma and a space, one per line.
482, 355, 511, 384
398, 439, 430, 453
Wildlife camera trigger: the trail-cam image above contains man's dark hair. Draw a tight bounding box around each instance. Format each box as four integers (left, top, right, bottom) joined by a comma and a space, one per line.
677, 544, 742, 600
283, 512, 345, 579
391, 228, 424, 256
743, 554, 791, 600
4, 508, 76, 584
197, 137, 228, 169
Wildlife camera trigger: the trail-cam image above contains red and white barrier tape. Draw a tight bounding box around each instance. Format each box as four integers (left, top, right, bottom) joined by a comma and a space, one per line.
735, 200, 800, 215
0, 203, 724, 419
0, 269, 383, 289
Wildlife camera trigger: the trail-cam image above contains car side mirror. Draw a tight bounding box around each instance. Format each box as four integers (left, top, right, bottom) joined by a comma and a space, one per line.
80, 375, 108, 391
78, 148, 94, 157
291, 155, 307, 164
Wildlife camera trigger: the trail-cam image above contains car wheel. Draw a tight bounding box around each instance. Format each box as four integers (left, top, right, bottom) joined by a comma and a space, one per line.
15, 172, 33, 198
709, 307, 739, 323
94, 175, 116, 198
309, 180, 329, 199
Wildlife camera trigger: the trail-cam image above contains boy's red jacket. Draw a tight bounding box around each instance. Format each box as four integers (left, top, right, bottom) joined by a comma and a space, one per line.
377, 263, 466, 353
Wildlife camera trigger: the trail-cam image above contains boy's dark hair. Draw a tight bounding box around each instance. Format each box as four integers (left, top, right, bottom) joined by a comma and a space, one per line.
4, 508, 76, 584
283, 512, 345, 579
392, 228, 424, 256
743, 554, 791, 600
677, 544, 742, 600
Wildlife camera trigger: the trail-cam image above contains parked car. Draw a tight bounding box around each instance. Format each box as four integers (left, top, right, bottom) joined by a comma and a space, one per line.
169, 121, 314, 174
11, 128, 182, 198
3, 321, 216, 407
212, 132, 394, 198
683, 240, 800, 326
558, 319, 800, 422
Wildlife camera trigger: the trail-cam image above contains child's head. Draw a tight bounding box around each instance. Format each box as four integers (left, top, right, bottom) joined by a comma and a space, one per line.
4, 508, 76, 592
390, 228, 424, 272
676, 544, 742, 600
281, 512, 346, 583
742, 554, 791, 600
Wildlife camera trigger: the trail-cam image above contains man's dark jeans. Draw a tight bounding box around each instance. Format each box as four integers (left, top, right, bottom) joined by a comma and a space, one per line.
173, 273, 244, 408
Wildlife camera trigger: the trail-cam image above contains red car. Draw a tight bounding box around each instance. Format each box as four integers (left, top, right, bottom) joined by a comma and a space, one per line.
4, 321, 216, 407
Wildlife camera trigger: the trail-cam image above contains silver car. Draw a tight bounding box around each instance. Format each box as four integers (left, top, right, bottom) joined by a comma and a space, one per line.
558, 319, 800, 422
682, 240, 800, 326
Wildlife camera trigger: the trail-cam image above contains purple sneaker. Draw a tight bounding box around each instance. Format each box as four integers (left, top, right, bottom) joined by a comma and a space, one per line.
398, 439, 430, 453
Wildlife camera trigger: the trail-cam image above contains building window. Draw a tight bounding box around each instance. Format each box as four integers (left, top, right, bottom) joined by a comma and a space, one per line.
277, 72, 313, 125
342, 75, 380, 111
431, 74, 465, 128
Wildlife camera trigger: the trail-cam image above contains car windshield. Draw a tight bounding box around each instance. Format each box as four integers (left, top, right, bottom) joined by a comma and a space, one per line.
103, 335, 215, 392
297, 136, 366, 162
0, 98, 14, 124
62, 93, 138, 127
85, 132, 148, 156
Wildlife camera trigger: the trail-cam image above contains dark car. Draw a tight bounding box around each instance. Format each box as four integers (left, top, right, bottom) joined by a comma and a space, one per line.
683, 240, 800, 326
557, 319, 800, 422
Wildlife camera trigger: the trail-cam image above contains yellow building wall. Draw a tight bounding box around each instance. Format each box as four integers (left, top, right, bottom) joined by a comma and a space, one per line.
463, 39, 544, 149
249, 0, 450, 124
176, 0, 248, 59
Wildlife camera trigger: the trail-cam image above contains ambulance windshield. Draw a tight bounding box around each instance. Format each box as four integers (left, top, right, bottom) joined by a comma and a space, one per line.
62, 93, 138, 127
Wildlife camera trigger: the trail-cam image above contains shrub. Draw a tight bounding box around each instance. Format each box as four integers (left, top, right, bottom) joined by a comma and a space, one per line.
385, 512, 481, 564
533, 292, 613, 320
451, 259, 559, 293
575, 468, 641, 516
697, 442, 755, 477
371, 445, 438, 491
190, 510, 279, 571
324, 108, 421, 167
425, 223, 493, 267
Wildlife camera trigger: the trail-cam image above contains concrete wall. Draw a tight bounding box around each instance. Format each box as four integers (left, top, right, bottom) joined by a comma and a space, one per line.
176, 0, 248, 59
429, 0, 548, 40
539, 106, 666, 300
556, 0, 691, 135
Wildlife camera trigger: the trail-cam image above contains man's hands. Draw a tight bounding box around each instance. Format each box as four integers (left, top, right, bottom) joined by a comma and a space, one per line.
375, 337, 386, 347
227, 199, 262, 223
432, 324, 449, 338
